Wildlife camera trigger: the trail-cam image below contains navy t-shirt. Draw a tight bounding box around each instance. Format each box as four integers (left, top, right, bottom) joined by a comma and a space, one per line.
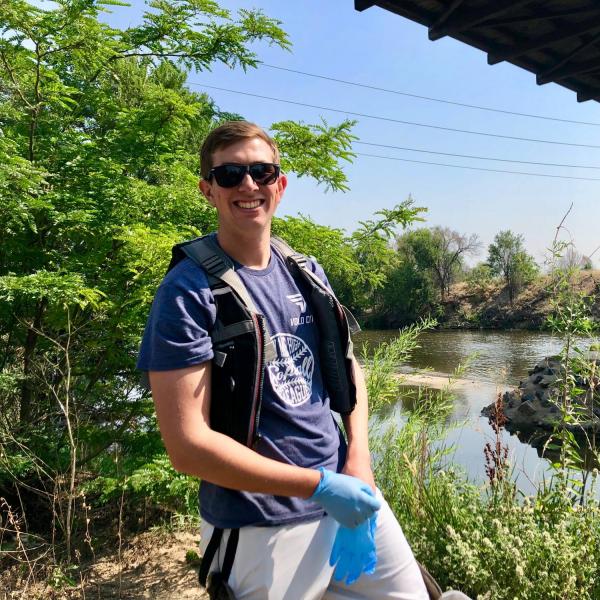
137, 237, 345, 528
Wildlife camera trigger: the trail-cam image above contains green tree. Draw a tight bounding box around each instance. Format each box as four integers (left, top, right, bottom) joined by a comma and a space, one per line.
378, 229, 440, 326
487, 230, 538, 305
273, 198, 425, 315
425, 227, 480, 301
0, 0, 361, 558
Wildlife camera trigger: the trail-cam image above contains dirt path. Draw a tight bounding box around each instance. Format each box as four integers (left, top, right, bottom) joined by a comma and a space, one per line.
3, 529, 208, 599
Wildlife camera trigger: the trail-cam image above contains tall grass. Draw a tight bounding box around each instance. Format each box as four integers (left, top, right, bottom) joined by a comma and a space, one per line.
367, 320, 600, 598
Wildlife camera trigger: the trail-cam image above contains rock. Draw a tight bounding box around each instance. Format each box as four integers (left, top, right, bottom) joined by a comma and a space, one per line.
517, 401, 537, 416
482, 355, 600, 432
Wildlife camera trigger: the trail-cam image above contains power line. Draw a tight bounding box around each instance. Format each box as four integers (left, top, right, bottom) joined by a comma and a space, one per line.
355, 141, 600, 170
262, 64, 600, 128
355, 152, 600, 181
191, 82, 600, 150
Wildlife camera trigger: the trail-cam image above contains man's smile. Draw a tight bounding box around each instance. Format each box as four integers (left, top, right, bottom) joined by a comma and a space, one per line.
235, 199, 264, 210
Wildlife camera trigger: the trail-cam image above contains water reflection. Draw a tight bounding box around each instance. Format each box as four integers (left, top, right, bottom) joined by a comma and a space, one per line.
357, 329, 594, 494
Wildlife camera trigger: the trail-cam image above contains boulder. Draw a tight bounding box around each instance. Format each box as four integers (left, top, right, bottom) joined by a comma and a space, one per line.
482, 355, 600, 432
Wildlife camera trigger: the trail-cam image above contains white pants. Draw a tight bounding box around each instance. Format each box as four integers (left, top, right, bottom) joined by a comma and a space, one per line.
200, 490, 430, 600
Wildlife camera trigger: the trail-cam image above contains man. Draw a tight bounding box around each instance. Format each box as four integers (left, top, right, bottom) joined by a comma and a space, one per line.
138, 121, 432, 599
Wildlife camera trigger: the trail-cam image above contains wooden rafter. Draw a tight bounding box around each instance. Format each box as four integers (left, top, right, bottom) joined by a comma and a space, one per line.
428, 0, 466, 35
428, 0, 535, 41
354, 1, 600, 103
539, 57, 600, 84
477, 7, 600, 30
577, 85, 600, 103
537, 32, 600, 84
354, 0, 375, 11
488, 17, 600, 65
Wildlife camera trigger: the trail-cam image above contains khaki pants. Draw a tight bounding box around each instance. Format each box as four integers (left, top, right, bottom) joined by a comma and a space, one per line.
200, 490, 430, 600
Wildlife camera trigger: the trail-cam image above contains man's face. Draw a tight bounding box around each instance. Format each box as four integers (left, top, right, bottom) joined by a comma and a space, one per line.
199, 137, 287, 239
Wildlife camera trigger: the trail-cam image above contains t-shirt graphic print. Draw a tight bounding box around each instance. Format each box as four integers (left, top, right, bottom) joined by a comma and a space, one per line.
268, 333, 314, 406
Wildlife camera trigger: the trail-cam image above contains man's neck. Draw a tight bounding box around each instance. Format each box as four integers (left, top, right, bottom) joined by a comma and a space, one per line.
217, 229, 271, 270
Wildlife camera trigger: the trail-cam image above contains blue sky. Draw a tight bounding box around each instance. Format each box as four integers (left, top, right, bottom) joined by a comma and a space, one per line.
101, 1, 600, 264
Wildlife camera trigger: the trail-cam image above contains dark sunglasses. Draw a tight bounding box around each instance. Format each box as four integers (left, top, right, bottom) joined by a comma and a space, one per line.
207, 163, 280, 188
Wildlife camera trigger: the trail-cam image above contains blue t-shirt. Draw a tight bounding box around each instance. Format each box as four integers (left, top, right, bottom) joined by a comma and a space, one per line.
137, 237, 346, 528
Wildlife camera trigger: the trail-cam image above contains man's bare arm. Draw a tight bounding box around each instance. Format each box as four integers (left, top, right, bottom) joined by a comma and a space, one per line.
341, 358, 376, 491
150, 363, 320, 498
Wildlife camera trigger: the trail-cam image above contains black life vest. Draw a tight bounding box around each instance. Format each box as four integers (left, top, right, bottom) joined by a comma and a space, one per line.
167, 234, 360, 448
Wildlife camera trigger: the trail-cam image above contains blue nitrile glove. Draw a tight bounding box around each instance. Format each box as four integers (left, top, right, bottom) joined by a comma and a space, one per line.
310, 468, 381, 528
330, 513, 378, 585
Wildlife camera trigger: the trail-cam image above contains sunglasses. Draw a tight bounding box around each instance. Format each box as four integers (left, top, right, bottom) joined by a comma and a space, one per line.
207, 163, 280, 188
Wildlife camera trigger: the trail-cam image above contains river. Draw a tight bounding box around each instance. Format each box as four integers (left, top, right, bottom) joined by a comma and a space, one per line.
356, 329, 595, 495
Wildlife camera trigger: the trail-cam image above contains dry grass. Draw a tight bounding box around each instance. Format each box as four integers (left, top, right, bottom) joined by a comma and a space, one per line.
2, 528, 208, 600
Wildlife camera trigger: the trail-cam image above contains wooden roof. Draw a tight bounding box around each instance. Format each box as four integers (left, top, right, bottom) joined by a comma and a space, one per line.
355, 0, 600, 103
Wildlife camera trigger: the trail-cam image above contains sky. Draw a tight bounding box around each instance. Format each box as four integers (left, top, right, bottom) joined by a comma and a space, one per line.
95, 1, 600, 264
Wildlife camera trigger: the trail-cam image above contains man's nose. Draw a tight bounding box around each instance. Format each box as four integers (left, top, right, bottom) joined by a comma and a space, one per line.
238, 171, 259, 190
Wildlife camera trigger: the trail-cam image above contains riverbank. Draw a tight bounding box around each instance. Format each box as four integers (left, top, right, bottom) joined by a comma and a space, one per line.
439, 270, 600, 330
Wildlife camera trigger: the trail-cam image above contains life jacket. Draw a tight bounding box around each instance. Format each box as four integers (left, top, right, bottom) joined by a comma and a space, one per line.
167, 234, 361, 448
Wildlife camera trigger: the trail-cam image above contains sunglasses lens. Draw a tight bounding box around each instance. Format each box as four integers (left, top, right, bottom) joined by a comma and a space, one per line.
210, 164, 279, 187
213, 165, 246, 187
249, 163, 279, 185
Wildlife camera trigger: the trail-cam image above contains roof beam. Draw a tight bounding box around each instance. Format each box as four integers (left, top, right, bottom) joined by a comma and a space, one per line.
536, 30, 600, 83
478, 7, 600, 29
538, 57, 600, 84
428, 0, 535, 41
488, 17, 600, 65
577, 86, 599, 102
429, 0, 466, 32
354, 0, 375, 11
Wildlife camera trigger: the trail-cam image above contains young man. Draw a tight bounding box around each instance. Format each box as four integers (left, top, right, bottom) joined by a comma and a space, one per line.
138, 121, 430, 599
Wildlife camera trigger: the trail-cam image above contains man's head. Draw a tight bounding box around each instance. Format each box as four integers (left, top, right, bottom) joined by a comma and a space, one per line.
199, 121, 287, 241
200, 121, 280, 179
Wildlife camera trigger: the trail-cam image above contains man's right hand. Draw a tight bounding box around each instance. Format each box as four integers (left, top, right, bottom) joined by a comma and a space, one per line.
310, 468, 381, 528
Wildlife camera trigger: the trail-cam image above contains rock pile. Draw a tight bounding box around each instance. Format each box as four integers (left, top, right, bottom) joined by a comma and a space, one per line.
482, 355, 600, 432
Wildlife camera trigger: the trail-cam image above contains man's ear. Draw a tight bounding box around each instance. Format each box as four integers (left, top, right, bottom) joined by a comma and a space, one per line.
199, 179, 214, 206
277, 172, 288, 195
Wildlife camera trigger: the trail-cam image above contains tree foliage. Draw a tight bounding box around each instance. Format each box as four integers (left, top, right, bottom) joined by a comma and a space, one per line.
487, 231, 538, 305
0, 0, 366, 557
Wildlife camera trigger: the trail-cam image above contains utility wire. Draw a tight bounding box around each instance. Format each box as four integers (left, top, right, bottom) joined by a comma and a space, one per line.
355, 141, 600, 170
262, 64, 600, 128
355, 152, 600, 182
191, 83, 600, 150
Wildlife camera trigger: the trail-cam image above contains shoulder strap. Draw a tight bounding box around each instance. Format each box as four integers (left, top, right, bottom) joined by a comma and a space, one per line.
270, 235, 308, 269
178, 236, 276, 362
180, 236, 261, 316
271, 236, 360, 336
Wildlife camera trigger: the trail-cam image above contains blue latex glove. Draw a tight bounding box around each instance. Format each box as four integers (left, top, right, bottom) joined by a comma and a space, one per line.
330, 514, 378, 585
310, 468, 381, 528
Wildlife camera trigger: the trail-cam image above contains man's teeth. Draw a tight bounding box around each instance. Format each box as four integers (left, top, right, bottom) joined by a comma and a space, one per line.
237, 200, 261, 209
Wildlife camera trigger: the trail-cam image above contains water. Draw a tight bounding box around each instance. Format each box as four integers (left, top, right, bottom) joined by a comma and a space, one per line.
355, 329, 594, 495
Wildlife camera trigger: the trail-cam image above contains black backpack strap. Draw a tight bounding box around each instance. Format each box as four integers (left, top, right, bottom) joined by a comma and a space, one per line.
179, 236, 276, 362
198, 527, 240, 590
199, 527, 224, 588
221, 528, 240, 581
270, 235, 308, 269
272, 236, 361, 340
180, 237, 261, 315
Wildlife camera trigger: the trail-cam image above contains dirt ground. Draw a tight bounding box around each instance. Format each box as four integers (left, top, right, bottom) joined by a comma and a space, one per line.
2, 528, 209, 600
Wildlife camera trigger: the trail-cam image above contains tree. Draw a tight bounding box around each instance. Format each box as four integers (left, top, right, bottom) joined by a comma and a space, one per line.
272, 198, 426, 315
0, 0, 363, 557
425, 227, 480, 300
487, 231, 538, 305
558, 246, 593, 271
378, 229, 440, 326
